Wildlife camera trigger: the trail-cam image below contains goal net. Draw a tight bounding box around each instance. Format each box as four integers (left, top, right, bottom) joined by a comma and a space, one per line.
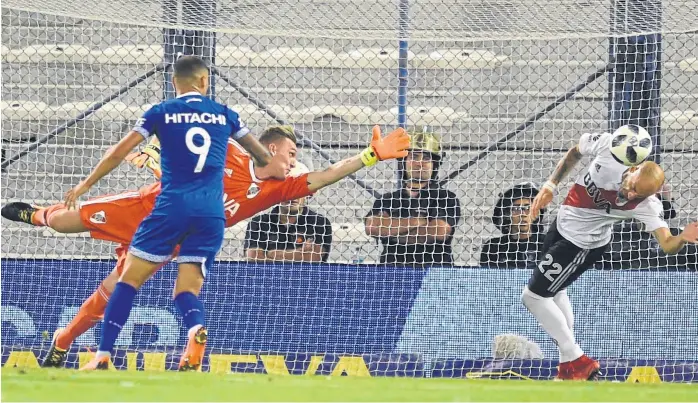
1, 0, 697, 380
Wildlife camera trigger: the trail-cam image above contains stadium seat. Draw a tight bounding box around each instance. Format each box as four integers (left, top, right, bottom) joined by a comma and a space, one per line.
337, 48, 415, 69
250, 47, 339, 68
0, 101, 49, 120
413, 49, 507, 69
216, 46, 253, 67
223, 221, 248, 240
48, 102, 95, 120
368, 106, 461, 126
332, 222, 371, 242
229, 104, 292, 124
662, 109, 698, 130
678, 57, 698, 73
510, 59, 606, 68
94, 102, 147, 121
287, 105, 374, 124
89, 45, 163, 65
5, 44, 91, 63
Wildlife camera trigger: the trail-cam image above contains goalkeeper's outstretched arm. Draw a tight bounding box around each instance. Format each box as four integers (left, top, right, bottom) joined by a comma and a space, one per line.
528, 144, 583, 221
130, 126, 410, 189
305, 126, 409, 192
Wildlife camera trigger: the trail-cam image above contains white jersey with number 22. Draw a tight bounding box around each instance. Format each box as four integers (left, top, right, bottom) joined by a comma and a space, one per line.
556, 132, 668, 249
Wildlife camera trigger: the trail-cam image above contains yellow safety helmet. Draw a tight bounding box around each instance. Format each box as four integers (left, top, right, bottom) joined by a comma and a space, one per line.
407, 128, 442, 161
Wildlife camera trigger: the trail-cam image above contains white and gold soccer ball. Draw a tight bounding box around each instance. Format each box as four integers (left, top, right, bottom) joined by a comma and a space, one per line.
610, 124, 653, 166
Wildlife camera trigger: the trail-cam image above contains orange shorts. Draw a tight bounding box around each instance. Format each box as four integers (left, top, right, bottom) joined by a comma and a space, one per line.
79, 190, 150, 245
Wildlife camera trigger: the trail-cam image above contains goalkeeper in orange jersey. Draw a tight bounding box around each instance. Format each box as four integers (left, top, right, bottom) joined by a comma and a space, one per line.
2, 124, 409, 368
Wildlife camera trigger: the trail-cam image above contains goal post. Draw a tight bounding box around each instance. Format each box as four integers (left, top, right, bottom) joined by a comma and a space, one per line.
1, 0, 697, 381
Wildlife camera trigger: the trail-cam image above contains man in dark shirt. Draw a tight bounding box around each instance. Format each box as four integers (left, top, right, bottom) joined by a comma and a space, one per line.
365, 129, 462, 266
244, 163, 333, 263
480, 182, 545, 268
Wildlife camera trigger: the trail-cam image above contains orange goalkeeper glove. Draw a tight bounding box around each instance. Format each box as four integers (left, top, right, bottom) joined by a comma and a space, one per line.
360, 125, 410, 167
126, 140, 161, 179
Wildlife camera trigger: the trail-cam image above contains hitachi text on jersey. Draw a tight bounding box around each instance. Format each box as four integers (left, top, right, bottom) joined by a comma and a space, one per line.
164, 113, 226, 125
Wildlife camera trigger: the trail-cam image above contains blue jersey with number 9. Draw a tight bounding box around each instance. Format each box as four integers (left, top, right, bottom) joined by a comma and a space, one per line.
133, 91, 249, 218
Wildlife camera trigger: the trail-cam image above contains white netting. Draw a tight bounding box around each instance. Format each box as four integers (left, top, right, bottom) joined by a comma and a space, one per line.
3, 0, 698, 40
1, 1, 697, 380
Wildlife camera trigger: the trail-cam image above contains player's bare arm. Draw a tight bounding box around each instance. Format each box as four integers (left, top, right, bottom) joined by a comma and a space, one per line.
653, 223, 698, 254
65, 131, 145, 210
529, 144, 583, 221
306, 125, 409, 192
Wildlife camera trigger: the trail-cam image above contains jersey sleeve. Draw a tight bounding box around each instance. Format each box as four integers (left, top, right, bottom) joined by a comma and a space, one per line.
279, 173, 313, 201
226, 107, 251, 140
132, 104, 160, 138
635, 197, 669, 232
578, 132, 611, 157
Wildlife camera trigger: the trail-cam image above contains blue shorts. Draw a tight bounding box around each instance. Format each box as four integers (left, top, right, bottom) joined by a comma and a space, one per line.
129, 213, 225, 277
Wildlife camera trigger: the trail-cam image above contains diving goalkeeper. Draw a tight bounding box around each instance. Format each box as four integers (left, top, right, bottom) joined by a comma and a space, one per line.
2, 124, 409, 367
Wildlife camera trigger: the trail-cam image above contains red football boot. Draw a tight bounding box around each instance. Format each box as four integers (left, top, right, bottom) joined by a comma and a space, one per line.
556, 355, 600, 381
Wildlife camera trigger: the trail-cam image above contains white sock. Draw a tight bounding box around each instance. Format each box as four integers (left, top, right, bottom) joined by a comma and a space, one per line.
521, 286, 583, 363
188, 324, 203, 339
553, 289, 574, 331
95, 350, 111, 360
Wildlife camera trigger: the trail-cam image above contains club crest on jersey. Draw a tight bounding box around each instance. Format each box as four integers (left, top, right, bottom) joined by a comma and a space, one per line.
89, 211, 106, 224
224, 168, 233, 177
246, 183, 261, 199
615, 192, 630, 207
595, 163, 602, 172
583, 172, 612, 213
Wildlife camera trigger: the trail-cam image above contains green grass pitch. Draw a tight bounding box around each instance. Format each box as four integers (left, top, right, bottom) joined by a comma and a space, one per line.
1, 368, 697, 402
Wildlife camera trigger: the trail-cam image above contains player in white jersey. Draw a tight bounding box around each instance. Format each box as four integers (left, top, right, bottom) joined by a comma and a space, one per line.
524, 127, 698, 381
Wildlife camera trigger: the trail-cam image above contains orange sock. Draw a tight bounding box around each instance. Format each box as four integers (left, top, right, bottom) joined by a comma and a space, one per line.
55, 283, 111, 350
31, 204, 66, 227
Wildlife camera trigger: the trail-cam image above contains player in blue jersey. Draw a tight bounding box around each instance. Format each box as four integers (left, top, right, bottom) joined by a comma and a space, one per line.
64, 56, 287, 371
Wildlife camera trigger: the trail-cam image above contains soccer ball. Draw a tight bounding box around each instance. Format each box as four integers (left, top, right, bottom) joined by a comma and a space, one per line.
609, 125, 653, 166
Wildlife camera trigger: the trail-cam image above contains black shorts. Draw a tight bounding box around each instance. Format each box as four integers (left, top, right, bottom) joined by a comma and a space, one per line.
527, 220, 608, 297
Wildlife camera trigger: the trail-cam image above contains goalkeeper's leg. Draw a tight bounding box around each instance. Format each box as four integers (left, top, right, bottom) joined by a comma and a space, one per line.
54, 269, 119, 349
42, 246, 127, 367
1, 202, 87, 233
47, 246, 177, 361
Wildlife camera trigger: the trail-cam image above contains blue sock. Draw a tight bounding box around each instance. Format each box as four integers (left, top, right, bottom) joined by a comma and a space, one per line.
98, 282, 138, 353
174, 292, 205, 330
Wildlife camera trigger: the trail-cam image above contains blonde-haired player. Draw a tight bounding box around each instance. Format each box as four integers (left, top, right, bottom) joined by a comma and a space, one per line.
524, 128, 698, 381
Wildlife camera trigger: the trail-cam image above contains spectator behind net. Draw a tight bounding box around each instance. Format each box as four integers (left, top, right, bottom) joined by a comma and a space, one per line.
480, 182, 545, 268
364, 129, 461, 266
244, 162, 333, 263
